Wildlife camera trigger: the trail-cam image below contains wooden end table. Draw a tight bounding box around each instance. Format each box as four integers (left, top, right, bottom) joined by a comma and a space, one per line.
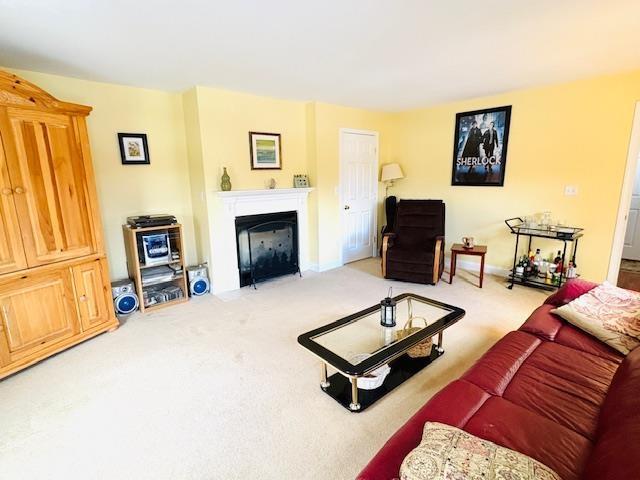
450, 243, 487, 288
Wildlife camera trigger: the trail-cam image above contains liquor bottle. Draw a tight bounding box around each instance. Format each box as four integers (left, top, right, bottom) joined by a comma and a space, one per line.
534, 249, 542, 265
554, 250, 562, 264
525, 256, 533, 277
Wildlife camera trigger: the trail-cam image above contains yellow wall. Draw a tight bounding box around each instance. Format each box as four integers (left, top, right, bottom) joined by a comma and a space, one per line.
10, 65, 640, 285
9, 68, 197, 280
390, 70, 640, 280
311, 103, 395, 268
183, 87, 395, 273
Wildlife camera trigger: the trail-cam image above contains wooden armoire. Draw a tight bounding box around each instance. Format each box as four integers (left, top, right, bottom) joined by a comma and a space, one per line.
0, 70, 118, 379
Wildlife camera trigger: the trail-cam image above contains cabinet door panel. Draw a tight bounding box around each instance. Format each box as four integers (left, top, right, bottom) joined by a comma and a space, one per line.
5, 109, 94, 266
73, 259, 112, 330
0, 270, 80, 362
0, 130, 26, 274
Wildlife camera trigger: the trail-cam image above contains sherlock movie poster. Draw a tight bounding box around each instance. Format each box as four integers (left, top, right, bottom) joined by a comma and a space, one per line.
451, 106, 512, 186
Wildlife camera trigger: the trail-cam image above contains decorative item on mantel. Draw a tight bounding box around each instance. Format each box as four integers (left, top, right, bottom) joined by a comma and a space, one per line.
267, 178, 277, 189
380, 287, 397, 327
293, 174, 309, 188
220, 167, 232, 191
380, 163, 404, 197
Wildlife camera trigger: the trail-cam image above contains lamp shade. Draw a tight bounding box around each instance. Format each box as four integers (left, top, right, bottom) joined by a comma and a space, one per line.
381, 163, 404, 182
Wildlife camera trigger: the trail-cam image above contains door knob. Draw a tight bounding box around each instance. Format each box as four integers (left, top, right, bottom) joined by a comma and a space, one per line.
344, 205, 350, 210
14, 187, 25, 194
1, 188, 11, 196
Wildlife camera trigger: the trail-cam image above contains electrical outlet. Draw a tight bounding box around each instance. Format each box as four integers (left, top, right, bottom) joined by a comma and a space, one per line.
564, 185, 578, 196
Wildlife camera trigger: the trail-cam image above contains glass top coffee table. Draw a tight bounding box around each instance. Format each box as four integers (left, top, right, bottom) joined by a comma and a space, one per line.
297, 293, 465, 412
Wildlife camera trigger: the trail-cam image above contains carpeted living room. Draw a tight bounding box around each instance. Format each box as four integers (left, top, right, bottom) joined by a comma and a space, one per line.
2, 2, 640, 480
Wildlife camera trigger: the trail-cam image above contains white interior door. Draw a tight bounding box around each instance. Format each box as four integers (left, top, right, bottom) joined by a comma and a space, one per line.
623, 164, 640, 260
340, 130, 378, 264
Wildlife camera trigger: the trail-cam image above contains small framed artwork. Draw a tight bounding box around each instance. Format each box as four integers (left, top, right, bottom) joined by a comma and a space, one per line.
451, 105, 511, 186
118, 133, 150, 165
249, 132, 282, 170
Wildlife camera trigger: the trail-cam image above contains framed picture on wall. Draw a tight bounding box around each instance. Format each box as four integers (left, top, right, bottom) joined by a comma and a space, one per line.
451, 105, 511, 186
118, 133, 150, 165
249, 132, 282, 170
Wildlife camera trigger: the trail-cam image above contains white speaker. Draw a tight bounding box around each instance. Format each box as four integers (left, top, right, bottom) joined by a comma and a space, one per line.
187, 264, 210, 296
111, 279, 139, 315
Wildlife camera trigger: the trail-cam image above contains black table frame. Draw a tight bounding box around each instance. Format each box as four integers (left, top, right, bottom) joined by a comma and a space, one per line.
297, 293, 465, 412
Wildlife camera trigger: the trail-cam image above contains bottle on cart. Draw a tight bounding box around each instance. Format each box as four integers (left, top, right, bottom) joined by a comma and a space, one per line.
534, 249, 542, 265
554, 250, 563, 272
553, 250, 562, 264
566, 261, 577, 279
525, 256, 533, 277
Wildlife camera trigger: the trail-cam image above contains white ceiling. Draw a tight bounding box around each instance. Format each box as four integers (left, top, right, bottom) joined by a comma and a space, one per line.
1, 0, 639, 110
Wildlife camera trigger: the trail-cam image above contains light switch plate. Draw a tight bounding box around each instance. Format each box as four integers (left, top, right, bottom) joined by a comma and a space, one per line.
564, 185, 578, 196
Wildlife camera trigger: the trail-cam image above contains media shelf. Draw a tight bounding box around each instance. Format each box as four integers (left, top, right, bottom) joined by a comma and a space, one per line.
123, 223, 189, 313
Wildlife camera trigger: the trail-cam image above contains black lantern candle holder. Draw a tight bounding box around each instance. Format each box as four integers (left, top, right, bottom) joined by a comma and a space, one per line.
380, 287, 396, 327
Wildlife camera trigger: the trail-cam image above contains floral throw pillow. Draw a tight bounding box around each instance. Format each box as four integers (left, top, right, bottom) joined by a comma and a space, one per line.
551, 281, 640, 354
400, 422, 560, 480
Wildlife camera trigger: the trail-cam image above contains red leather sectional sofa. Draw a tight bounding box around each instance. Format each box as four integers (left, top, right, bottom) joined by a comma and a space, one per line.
358, 280, 640, 480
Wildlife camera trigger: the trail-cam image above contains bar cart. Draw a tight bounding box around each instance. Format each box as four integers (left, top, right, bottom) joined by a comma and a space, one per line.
505, 217, 583, 291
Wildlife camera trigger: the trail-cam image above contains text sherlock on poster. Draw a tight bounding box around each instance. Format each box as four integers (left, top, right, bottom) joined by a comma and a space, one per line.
451, 105, 512, 186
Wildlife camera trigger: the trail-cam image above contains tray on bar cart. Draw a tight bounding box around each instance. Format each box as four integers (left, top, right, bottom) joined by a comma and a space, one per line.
505, 217, 583, 240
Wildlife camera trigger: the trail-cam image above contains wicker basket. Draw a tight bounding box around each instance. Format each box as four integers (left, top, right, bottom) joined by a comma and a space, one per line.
396, 316, 433, 358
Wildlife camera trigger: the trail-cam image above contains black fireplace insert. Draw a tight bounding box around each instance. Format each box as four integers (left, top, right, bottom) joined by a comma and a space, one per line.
235, 211, 300, 287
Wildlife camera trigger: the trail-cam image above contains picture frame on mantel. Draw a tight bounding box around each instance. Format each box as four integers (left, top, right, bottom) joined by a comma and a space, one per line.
118, 133, 150, 165
249, 132, 282, 170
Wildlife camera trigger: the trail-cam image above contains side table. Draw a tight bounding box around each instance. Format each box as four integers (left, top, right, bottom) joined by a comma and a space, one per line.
450, 243, 487, 288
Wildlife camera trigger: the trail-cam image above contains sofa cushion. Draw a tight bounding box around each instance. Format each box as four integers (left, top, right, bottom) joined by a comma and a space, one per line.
544, 278, 598, 306
356, 380, 490, 480
519, 304, 623, 362
461, 331, 540, 396
519, 304, 563, 340
552, 283, 640, 354
502, 341, 619, 440
583, 346, 640, 479
465, 397, 591, 480
399, 422, 560, 480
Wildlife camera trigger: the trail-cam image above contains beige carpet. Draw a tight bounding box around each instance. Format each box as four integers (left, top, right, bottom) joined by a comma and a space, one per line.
0, 259, 546, 480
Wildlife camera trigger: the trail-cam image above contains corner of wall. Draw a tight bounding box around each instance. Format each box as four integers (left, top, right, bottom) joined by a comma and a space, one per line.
182, 87, 211, 265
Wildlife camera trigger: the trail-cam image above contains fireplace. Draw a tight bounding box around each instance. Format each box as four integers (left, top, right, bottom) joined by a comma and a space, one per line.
235, 211, 300, 287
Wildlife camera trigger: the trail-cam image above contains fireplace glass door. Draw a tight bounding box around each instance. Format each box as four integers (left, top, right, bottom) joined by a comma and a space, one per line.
235, 211, 299, 287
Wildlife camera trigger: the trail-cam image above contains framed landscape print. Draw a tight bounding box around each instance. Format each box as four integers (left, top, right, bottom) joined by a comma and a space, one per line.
118, 133, 150, 165
249, 132, 282, 170
451, 106, 511, 186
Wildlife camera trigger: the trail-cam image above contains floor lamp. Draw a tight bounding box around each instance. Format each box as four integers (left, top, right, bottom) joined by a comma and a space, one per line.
381, 163, 404, 197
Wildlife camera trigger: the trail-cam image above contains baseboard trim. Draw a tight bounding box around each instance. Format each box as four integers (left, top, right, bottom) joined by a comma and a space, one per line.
444, 255, 508, 277
309, 260, 342, 273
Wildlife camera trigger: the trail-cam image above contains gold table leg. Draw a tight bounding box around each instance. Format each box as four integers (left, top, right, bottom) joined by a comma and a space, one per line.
320, 362, 330, 389
349, 378, 361, 411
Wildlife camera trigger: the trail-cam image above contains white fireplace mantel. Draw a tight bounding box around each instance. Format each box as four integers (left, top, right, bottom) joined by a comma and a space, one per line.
210, 188, 314, 293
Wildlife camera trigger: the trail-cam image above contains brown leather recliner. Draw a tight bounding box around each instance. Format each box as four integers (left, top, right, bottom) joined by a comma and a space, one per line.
381, 199, 445, 284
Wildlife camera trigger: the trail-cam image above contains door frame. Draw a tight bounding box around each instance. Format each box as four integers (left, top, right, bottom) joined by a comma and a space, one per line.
608, 101, 640, 283
339, 128, 379, 266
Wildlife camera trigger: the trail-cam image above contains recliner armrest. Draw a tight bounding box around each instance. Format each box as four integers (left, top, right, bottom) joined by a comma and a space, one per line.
381, 233, 396, 278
